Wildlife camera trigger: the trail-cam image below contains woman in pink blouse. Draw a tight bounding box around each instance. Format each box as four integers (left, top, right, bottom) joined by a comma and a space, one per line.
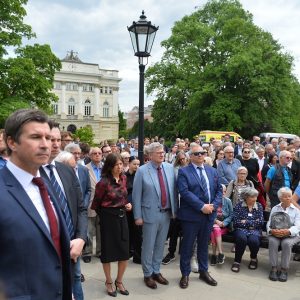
91, 153, 132, 297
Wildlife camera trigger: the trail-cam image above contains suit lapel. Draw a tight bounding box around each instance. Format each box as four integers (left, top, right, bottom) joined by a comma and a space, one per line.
147, 163, 160, 198
86, 163, 97, 186
189, 164, 202, 188
3, 168, 53, 245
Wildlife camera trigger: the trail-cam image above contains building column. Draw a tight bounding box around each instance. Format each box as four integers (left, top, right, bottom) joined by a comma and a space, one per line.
112, 88, 118, 117
61, 84, 66, 115
78, 84, 83, 118
94, 86, 100, 116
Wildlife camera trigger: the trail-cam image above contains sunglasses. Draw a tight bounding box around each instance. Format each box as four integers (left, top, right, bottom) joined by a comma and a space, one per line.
192, 151, 207, 156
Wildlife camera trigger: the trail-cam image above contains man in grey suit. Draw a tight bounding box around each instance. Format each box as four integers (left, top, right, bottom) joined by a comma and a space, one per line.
40, 126, 87, 300
133, 142, 177, 289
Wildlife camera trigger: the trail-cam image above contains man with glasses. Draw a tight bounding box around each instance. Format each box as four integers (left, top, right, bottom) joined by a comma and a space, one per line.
101, 145, 112, 161
60, 131, 73, 150
265, 150, 292, 208
132, 142, 177, 289
217, 146, 241, 185
177, 144, 222, 289
82, 147, 103, 262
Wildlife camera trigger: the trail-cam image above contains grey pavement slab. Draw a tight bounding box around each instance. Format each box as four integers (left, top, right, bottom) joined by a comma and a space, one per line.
82, 243, 300, 300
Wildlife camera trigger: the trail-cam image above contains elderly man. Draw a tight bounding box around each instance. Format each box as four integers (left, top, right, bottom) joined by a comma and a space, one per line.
265, 150, 292, 208
177, 144, 222, 288
132, 142, 177, 289
267, 187, 300, 282
217, 145, 241, 185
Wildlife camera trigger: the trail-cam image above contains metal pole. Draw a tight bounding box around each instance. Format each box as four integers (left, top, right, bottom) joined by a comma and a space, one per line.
138, 63, 145, 165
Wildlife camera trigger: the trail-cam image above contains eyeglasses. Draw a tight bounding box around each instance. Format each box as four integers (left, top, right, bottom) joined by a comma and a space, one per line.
225, 152, 234, 154
243, 151, 250, 154
255, 140, 260, 142
218, 152, 225, 155
192, 151, 207, 156
92, 152, 102, 155
285, 157, 292, 160
154, 151, 165, 155
238, 173, 247, 175
71, 152, 81, 155
102, 150, 112, 154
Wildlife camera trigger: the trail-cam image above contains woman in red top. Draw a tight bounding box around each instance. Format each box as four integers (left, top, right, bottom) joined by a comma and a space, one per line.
91, 153, 132, 297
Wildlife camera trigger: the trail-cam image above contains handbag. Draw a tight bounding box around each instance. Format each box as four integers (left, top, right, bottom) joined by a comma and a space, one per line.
270, 212, 292, 230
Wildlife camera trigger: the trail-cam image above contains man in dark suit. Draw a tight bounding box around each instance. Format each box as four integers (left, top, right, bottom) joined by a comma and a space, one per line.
177, 144, 222, 289
40, 126, 87, 300
0, 109, 72, 300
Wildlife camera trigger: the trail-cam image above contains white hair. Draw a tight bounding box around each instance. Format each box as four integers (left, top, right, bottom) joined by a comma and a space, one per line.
54, 151, 74, 164
147, 142, 163, 153
277, 187, 292, 199
64, 142, 80, 152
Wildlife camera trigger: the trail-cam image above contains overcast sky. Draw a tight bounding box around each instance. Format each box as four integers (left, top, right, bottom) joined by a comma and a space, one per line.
24, 0, 300, 112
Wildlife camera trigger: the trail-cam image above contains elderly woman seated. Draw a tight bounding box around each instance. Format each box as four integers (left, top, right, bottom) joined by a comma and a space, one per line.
267, 187, 300, 282
231, 187, 264, 272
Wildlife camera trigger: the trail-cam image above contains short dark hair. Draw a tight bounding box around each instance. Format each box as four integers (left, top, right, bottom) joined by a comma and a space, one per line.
101, 153, 122, 177
5, 109, 51, 155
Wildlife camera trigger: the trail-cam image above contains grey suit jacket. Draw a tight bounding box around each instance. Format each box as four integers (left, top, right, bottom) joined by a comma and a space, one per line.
132, 161, 177, 223
40, 162, 88, 241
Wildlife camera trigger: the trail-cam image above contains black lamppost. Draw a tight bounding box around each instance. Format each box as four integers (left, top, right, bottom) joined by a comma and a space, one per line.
128, 11, 158, 164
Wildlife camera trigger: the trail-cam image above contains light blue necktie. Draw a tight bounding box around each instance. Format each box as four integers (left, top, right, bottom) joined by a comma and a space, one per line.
46, 164, 74, 239
198, 167, 209, 201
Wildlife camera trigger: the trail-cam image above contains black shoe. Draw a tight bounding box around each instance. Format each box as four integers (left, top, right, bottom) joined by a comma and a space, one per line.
115, 280, 129, 295
80, 273, 85, 282
132, 256, 141, 264
217, 253, 225, 264
105, 281, 117, 297
179, 276, 189, 289
199, 271, 217, 286
278, 271, 288, 282
82, 256, 91, 263
210, 255, 217, 266
162, 253, 175, 265
269, 270, 278, 281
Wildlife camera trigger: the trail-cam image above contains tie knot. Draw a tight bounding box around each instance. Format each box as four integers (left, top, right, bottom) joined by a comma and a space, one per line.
32, 177, 45, 188
46, 164, 54, 171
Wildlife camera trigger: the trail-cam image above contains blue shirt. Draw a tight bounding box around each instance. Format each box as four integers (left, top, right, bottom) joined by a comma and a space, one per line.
266, 165, 290, 188
0, 157, 7, 169
91, 162, 102, 182
217, 158, 242, 185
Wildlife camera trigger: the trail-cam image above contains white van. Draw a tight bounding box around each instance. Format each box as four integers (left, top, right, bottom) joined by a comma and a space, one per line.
259, 132, 299, 143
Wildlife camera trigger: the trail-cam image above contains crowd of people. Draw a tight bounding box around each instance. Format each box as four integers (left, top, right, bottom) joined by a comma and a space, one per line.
1, 109, 300, 299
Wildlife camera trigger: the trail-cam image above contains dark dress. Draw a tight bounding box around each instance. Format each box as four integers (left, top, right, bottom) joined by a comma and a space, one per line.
91, 174, 129, 263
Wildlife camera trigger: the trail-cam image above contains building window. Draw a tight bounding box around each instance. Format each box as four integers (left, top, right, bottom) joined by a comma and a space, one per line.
68, 98, 75, 115
66, 82, 78, 91
83, 84, 94, 92
104, 86, 108, 94
84, 99, 91, 116
103, 101, 109, 118
54, 82, 61, 90
109, 87, 113, 94
52, 103, 58, 114
100, 86, 103, 93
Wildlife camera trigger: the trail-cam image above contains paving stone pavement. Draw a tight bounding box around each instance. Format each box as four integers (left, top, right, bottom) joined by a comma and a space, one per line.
82, 243, 300, 300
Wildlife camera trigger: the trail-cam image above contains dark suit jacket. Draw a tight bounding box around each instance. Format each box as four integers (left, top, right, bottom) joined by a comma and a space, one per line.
40, 162, 87, 241
0, 167, 72, 300
177, 164, 222, 222
77, 164, 91, 208
291, 159, 300, 191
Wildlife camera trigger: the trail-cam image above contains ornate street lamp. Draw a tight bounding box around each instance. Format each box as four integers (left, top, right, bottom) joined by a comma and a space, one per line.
128, 11, 158, 164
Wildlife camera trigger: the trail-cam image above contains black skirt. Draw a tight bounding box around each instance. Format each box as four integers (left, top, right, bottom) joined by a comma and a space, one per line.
99, 207, 130, 263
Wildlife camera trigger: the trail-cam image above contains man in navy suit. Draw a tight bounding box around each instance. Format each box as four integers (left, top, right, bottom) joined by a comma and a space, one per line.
0, 109, 72, 300
177, 144, 222, 289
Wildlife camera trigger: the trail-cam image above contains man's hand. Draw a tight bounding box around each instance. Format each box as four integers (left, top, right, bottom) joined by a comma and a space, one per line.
70, 238, 85, 262
135, 218, 143, 226
201, 204, 214, 214
271, 229, 290, 238
125, 203, 132, 211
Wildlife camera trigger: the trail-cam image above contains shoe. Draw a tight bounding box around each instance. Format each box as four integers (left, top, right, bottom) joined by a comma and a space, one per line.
217, 253, 225, 265
82, 256, 91, 263
152, 273, 169, 285
248, 259, 258, 270
179, 276, 189, 289
269, 270, 278, 281
231, 262, 240, 273
191, 256, 199, 273
210, 255, 217, 266
105, 281, 117, 297
278, 271, 288, 282
162, 253, 175, 265
80, 273, 85, 283
115, 280, 129, 295
144, 276, 157, 289
199, 271, 217, 286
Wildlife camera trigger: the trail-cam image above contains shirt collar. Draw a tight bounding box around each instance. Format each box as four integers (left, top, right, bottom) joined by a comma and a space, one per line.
191, 162, 204, 170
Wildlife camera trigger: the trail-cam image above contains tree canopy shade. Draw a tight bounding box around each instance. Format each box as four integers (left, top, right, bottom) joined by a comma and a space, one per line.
146, 0, 300, 140
0, 0, 61, 127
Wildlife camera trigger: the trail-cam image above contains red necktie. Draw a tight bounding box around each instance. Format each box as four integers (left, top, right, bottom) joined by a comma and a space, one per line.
157, 167, 167, 208
32, 177, 61, 259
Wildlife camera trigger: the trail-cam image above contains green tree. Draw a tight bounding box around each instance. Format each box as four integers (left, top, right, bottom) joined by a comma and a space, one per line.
146, 0, 300, 139
74, 126, 95, 146
0, 0, 61, 127
128, 119, 154, 139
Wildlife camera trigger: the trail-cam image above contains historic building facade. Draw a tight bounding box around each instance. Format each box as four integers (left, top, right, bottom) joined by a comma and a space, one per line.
51, 51, 121, 143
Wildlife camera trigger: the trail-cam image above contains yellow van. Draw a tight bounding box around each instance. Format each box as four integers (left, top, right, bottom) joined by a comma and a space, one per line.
197, 130, 242, 143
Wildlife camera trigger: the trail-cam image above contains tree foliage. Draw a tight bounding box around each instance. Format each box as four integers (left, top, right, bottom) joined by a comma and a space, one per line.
146, 0, 300, 139
74, 126, 95, 146
128, 119, 154, 139
0, 0, 61, 127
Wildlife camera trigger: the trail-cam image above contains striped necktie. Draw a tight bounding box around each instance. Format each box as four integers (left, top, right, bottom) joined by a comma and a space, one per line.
46, 164, 74, 239
197, 167, 209, 201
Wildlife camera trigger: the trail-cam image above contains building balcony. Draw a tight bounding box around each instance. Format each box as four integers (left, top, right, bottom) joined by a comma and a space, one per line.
83, 116, 94, 120
67, 115, 78, 120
